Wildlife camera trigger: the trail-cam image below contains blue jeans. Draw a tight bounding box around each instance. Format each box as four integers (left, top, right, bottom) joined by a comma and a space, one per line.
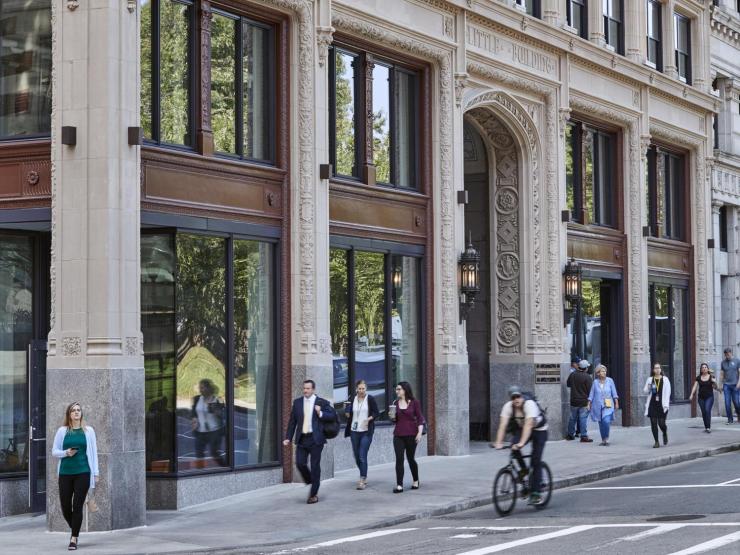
598, 413, 613, 441
723, 384, 740, 423
567, 406, 589, 438
350, 431, 372, 478
698, 395, 714, 429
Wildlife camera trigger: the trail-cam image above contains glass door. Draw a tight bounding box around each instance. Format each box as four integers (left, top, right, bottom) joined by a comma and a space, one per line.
28, 339, 47, 512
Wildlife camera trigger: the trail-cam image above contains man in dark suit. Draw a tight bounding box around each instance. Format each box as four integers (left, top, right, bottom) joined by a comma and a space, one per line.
283, 379, 336, 503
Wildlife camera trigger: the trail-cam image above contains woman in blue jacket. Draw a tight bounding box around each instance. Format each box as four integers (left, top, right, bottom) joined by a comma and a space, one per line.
344, 380, 380, 490
51, 402, 100, 550
587, 365, 620, 446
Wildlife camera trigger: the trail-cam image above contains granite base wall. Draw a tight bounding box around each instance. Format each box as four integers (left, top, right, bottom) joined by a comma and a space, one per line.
490, 362, 535, 439
434, 363, 470, 456
0, 477, 29, 517
332, 425, 428, 474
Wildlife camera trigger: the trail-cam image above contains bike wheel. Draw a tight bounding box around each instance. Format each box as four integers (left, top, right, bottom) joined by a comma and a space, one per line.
492, 468, 518, 516
535, 462, 553, 509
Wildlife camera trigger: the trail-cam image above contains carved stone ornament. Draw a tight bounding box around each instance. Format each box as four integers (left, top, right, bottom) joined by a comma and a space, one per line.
128, 0, 137, 13
62, 337, 82, 357
125, 337, 140, 356
558, 107, 571, 139
316, 26, 335, 68
27, 170, 40, 186
521, 17, 528, 32
66, 0, 79, 11
455, 73, 469, 108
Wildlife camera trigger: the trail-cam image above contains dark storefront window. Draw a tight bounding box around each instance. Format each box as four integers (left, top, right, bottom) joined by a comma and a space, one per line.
649, 283, 689, 400
674, 13, 691, 84
719, 205, 728, 252
211, 11, 273, 161
0, 236, 33, 475
516, 0, 541, 18
142, 232, 278, 474
567, 0, 588, 38
603, 0, 623, 54
0, 0, 52, 139
141, 0, 194, 146
330, 245, 422, 421
566, 121, 617, 227
647, 146, 686, 241
329, 46, 419, 189
647, 0, 662, 70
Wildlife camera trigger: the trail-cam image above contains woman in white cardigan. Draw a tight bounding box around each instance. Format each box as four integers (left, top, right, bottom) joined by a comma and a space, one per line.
644, 363, 672, 448
52, 402, 100, 550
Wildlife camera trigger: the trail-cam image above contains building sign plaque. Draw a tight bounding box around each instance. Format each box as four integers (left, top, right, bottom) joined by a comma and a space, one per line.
466, 24, 557, 79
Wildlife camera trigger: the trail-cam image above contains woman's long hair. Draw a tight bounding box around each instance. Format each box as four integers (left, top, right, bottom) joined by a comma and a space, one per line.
63, 402, 84, 428
651, 363, 664, 376
698, 362, 710, 377
397, 381, 415, 401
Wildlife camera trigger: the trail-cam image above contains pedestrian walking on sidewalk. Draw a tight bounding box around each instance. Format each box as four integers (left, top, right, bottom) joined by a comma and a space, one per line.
566, 359, 593, 442
344, 380, 379, 490
390, 381, 425, 493
283, 380, 337, 504
51, 402, 100, 551
720, 347, 740, 424
587, 365, 619, 446
644, 363, 671, 448
689, 362, 718, 433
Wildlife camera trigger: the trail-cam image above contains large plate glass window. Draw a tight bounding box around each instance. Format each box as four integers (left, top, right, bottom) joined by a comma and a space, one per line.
649, 283, 689, 400
646, 0, 662, 70
329, 245, 422, 421
211, 10, 274, 161
140, 0, 194, 146
142, 232, 278, 474
565, 121, 617, 227
647, 145, 685, 241
674, 13, 691, 84
0, 0, 52, 139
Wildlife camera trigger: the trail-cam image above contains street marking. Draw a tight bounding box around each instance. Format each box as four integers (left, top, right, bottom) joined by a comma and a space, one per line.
621, 524, 686, 541
452, 534, 479, 539
717, 477, 740, 485
574, 484, 740, 491
667, 530, 740, 555
271, 529, 417, 553
454, 525, 595, 555
437, 526, 561, 531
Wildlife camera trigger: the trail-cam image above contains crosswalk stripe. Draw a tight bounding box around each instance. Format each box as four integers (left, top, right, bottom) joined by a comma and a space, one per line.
454, 525, 595, 555
717, 477, 740, 485
666, 530, 740, 555
621, 524, 686, 541
272, 528, 418, 553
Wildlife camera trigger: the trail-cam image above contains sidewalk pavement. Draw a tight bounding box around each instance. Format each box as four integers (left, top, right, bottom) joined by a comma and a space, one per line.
2, 417, 739, 554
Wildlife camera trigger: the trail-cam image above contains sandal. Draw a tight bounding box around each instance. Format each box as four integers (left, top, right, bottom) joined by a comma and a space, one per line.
68, 536, 78, 551
411, 481, 420, 490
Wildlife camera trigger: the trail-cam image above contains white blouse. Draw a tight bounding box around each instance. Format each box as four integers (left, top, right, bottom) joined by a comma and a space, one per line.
352, 396, 370, 432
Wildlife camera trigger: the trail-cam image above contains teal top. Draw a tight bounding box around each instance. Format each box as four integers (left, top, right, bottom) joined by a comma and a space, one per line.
59, 428, 90, 475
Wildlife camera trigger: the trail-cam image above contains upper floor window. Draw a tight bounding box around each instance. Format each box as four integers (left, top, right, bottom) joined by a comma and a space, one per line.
329, 45, 420, 189
674, 13, 691, 84
141, 0, 194, 146
565, 121, 617, 227
646, 0, 662, 70
647, 145, 686, 241
719, 205, 728, 252
603, 0, 623, 54
516, 0, 541, 18
0, 0, 52, 140
567, 0, 588, 38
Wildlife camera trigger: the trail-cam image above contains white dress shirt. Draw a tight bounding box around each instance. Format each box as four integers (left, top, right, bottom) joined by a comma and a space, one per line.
302, 394, 317, 434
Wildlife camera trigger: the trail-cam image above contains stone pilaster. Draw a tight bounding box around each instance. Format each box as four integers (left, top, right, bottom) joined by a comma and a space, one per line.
663, 0, 678, 79
624, 0, 643, 63
47, 0, 144, 531
588, 0, 605, 47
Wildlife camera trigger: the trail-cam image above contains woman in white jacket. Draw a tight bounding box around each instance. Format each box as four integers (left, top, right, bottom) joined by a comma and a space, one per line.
644, 363, 671, 448
52, 402, 100, 550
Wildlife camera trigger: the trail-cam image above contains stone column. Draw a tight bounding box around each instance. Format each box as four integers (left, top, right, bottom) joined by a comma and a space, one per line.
47, 0, 144, 531
541, 0, 560, 26
624, 0, 643, 63
588, 0, 605, 47
728, 206, 740, 351
712, 201, 724, 356
663, 0, 678, 79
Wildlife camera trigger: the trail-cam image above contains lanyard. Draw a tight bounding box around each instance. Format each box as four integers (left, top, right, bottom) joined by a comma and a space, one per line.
353, 396, 367, 422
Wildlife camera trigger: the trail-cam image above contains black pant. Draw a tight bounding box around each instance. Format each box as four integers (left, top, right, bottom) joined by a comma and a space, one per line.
393, 435, 419, 486
59, 473, 90, 537
650, 417, 667, 442
296, 434, 323, 497
511, 429, 548, 494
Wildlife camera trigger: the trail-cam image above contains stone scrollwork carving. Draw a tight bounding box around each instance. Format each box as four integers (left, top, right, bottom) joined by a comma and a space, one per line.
316, 26, 335, 68
62, 337, 82, 357
454, 73, 469, 108
558, 107, 571, 139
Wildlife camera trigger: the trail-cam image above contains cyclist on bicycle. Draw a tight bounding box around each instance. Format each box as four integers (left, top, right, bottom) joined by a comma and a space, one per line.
493, 385, 548, 505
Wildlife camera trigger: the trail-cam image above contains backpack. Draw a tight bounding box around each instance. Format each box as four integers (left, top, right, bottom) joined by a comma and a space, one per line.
321, 402, 341, 439
505, 392, 547, 434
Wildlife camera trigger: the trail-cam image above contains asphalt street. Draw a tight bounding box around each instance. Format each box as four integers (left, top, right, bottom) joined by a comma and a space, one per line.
256, 451, 740, 555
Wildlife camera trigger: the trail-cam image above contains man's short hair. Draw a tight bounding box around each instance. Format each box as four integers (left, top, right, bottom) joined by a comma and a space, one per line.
724, 348, 733, 354
571, 356, 581, 364
303, 379, 316, 389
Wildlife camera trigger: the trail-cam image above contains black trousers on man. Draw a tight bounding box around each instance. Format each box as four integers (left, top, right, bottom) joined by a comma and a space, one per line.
59, 472, 90, 537
296, 433, 323, 497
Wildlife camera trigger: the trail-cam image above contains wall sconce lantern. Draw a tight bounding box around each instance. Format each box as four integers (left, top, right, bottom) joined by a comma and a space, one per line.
563, 257, 582, 325
459, 235, 481, 321
392, 266, 402, 289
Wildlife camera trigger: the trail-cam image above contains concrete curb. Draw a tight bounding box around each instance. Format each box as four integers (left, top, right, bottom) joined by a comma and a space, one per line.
165, 441, 740, 554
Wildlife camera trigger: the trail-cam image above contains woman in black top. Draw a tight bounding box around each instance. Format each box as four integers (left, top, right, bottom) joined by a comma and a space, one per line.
689, 363, 718, 433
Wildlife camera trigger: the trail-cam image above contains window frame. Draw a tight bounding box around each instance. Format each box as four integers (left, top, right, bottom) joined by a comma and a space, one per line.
143, 0, 197, 149
647, 144, 688, 241
567, 0, 588, 39
516, 0, 542, 18
141, 227, 282, 477
673, 12, 692, 84
603, 0, 624, 54
328, 42, 423, 191
646, 0, 663, 71
329, 237, 425, 422
719, 205, 728, 252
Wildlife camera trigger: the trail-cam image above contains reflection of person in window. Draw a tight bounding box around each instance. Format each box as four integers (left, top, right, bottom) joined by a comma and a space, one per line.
5, 277, 32, 348
191, 379, 226, 467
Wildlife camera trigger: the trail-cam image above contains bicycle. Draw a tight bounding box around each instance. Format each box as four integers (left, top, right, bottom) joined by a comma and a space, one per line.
492, 444, 553, 516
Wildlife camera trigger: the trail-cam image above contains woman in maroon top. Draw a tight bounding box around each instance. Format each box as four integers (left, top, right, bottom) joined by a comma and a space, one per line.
390, 381, 425, 493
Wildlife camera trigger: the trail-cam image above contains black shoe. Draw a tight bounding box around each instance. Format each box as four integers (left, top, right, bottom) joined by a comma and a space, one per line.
580, 437, 594, 443
653, 441, 660, 448
663, 432, 668, 446
565, 435, 575, 441
393, 485, 403, 493
68, 537, 78, 551
411, 481, 420, 490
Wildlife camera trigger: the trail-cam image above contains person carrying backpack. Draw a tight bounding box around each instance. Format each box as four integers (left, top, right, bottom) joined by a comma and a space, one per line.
494, 385, 548, 505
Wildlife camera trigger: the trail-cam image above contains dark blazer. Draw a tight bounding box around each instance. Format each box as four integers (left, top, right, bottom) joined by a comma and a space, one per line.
343, 394, 380, 438
285, 396, 336, 446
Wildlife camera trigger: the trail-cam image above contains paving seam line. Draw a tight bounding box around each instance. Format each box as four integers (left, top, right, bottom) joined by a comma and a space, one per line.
91, 442, 740, 555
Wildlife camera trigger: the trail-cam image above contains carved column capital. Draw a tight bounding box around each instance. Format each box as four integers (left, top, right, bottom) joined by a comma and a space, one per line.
454, 73, 468, 108
558, 107, 571, 138
316, 26, 335, 68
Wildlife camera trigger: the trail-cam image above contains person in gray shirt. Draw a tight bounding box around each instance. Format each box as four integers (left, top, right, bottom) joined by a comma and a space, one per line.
720, 348, 740, 424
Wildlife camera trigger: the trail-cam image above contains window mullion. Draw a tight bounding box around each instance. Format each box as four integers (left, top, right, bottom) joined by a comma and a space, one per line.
362, 53, 376, 185
236, 19, 244, 157
153, 0, 161, 142
226, 237, 235, 469
389, 68, 397, 186
384, 254, 393, 411
347, 249, 356, 388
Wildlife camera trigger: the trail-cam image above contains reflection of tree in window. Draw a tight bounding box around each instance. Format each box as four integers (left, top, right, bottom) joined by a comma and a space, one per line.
373, 64, 391, 183
582, 131, 594, 225
334, 51, 356, 176
353, 252, 385, 350
211, 13, 237, 154
565, 124, 575, 214
329, 249, 349, 358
